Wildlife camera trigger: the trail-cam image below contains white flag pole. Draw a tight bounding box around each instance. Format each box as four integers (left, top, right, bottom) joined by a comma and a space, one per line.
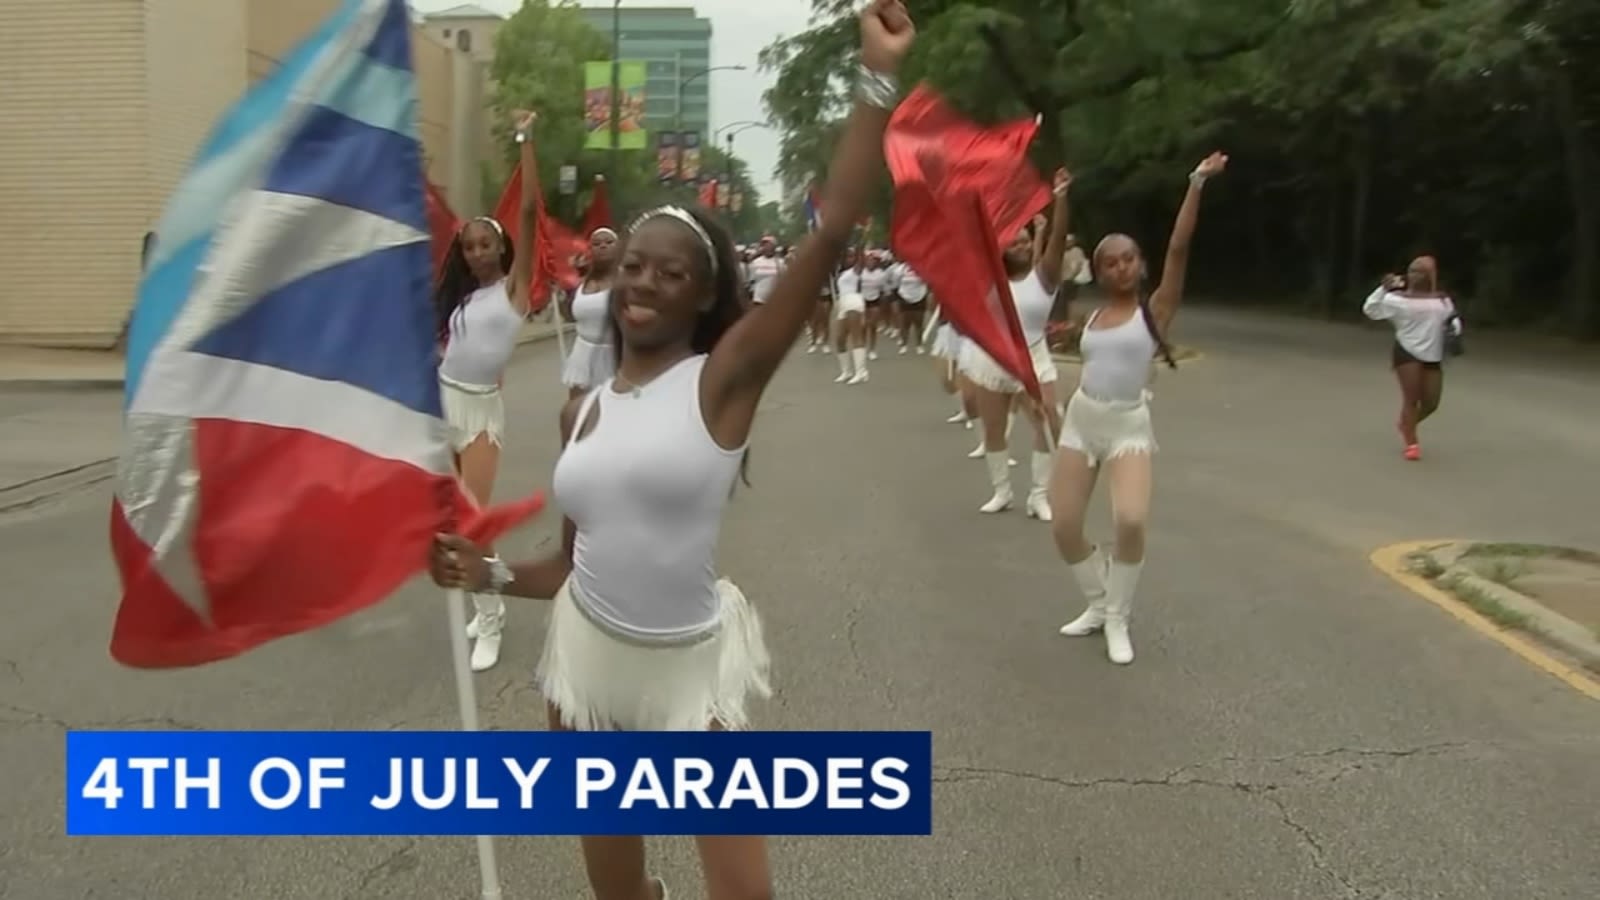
552, 289, 570, 366
445, 587, 503, 900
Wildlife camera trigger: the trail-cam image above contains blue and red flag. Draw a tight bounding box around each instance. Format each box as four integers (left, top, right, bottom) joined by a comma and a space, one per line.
803, 186, 822, 233
111, 0, 543, 669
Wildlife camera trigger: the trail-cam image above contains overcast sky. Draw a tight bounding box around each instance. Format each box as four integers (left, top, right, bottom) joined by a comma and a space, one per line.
411, 1, 816, 203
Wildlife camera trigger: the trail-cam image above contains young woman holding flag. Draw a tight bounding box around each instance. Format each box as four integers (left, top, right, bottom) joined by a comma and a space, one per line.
428, 3, 916, 897
431, 111, 542, 673
957, 168, 1072, 521
559, 226, 620, 399
1050, 151, 1228, 666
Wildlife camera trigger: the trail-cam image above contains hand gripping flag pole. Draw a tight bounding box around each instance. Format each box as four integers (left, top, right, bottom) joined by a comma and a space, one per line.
107, 2, 543, 896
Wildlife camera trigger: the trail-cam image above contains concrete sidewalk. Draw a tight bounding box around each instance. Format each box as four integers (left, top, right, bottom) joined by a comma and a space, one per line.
0, 318, 571, 389
0, 320, 572, 505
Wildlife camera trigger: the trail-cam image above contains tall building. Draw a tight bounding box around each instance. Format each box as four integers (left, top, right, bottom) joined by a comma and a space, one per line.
418, 2, 503, 64
0, 0, 480, 346
576, 6, 714, 141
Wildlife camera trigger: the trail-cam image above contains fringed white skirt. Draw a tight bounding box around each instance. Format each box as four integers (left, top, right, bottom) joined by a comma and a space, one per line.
536, 578, 772, 732
561, 336, 617, 390
439, 373, 505, 452
957, 338, 1059, 393
835, 292, 867, 320
930, 324, 960, 360
1057, 387, 1157, 467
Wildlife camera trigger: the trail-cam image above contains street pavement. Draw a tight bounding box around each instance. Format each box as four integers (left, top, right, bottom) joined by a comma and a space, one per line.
2, 306, 1597, 899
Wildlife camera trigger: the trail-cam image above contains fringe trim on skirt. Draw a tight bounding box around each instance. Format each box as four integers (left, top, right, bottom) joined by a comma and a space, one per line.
536, 578, 773, 732
561, 336, 618, 389
930, 324, 960, 360
956, 338, 1059, 393
1057, 387, 1158, 467
439, 374, 505, 452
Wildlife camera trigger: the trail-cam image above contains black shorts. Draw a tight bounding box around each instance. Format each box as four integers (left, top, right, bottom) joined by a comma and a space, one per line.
1392, 343, 1441, 371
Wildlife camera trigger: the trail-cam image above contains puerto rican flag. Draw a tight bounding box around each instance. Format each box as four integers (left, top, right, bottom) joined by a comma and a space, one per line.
803, 187, 822, 233
111, 0, 542, 669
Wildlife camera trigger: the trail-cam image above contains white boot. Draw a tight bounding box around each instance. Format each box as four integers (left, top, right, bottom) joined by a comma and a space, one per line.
979, 451, 1013, 513
1025, 451, 1053, 521
1103, 561, 1142, 665
834, 352, 853, 383
848, 347, 869, 383
1059, 548, 1108, 636
469, 592, 504, 672
945, 408, 968, 425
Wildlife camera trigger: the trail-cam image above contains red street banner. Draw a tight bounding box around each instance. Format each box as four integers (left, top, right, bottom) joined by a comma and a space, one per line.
885, 84, 1051, 397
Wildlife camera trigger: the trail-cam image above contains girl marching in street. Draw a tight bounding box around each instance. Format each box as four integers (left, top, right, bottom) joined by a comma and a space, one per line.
1362, 256, 1462, 460
833, 248, 871, 384
559, 227, 620, 400
432, 112, 542, 672
1050, 151, 1227, 666
958, 169, 1073, 520
426, 4, 916, 897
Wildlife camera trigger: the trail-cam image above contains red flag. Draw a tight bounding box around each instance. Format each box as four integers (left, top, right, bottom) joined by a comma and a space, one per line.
886, 85, 1050, 396
699, 179, 718, 209
579, 176, 613, 235
494, 162, 582, 313
423, 180, 460, 276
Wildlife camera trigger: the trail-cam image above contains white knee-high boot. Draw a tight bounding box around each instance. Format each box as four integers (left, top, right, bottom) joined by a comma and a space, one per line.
979, 451, 1013, 513
1103, 560, 1141, 664
1025, 450, 1053, 521
467, 592, 504, 672
849, 347, 870, 383
835, 351, 853, 383
1059, 548, 1109, 635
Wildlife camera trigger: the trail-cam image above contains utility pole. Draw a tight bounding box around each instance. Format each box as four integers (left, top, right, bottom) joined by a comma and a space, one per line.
609, 0, 621, 182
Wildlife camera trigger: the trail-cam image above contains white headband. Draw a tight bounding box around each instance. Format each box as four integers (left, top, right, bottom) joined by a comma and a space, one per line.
629, 206, 719, 278
591, 227, 618, 240
466, 216, 505, 238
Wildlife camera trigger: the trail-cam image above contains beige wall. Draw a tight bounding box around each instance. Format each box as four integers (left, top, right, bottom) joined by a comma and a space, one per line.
0, 0, 149, 344
0, 0, 485, 347
424, 15, 502, 64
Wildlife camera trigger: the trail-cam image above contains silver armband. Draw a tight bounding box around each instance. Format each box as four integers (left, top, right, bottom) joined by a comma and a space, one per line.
1188, 171, 1207, 188
856, 64, 900, 110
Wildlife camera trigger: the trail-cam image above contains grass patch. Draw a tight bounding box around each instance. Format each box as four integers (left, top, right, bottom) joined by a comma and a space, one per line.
1438, 572, 1532, 631
1468, 557, 1530, 589
1460, 542, 1600, 565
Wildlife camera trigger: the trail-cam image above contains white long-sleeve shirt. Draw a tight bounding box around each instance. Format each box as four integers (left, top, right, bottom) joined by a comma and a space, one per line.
1363, 286, 1461, 363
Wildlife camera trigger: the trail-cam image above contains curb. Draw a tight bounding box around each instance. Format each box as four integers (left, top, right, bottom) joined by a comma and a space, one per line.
1369, 541, 1600, 701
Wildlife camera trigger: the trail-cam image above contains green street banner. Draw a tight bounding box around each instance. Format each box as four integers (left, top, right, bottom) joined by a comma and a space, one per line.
584, 61, 647, 151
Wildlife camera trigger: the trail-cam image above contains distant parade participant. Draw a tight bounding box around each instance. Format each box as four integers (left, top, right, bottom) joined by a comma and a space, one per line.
745, 235, 784, 306
1362, 256, 1462, 460
860, 251, 891, 359
833, 248, 871, 384
1051, 152, 1227, 666
433, 111, 543, 672
558, 227, 619, 400
426, 5, 915, 895
892, 259, 928, 354
958, 169, 1073, 520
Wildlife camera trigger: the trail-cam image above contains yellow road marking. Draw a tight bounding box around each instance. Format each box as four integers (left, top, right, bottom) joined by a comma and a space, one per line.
1369, 541, 1600, 701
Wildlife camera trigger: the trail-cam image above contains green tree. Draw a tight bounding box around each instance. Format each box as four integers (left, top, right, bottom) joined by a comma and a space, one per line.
763, 0, 1600, 336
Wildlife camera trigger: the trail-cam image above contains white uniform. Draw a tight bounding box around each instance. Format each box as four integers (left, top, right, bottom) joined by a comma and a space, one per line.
438, 278, 522, 450
1058, 306, 1160, 466
956, 270, 1059, 392
560, 284, 617, 389
1363, 286, 1460, 363
746, 254, 783, 304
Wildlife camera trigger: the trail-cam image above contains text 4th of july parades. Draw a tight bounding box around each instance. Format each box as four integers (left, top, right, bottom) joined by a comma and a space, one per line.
75, 755, 916, 813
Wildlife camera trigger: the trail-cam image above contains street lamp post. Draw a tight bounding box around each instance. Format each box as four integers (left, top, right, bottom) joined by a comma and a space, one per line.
609, 0, 621, 182
674, 62, 747, 133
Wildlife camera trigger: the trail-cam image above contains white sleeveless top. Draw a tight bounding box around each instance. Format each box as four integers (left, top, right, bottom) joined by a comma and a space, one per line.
896, 264, 928, 303
1078, 307, 1159, 402
1011, 270, 1054, 345
860, 268, 889, 300
438, 279, 523, 386
570, 283, 612, 344
836, 268, 862, 299
551, 355, 747, 642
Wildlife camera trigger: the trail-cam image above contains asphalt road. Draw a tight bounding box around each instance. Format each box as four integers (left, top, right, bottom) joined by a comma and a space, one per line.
2, 306, 1597, 899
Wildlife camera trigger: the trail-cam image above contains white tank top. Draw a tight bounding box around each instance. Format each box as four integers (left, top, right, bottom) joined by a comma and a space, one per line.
551, 355, 747, 642
438, 279, 523, 386
570, 283, 612, 343
836, 268, 862, 299
1078, 307, 1158, 402
860, 268, 888, 300
1011, 270, 1053, 345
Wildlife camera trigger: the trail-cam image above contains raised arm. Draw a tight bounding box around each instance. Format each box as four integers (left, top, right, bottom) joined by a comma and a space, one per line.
1150, 152, 1227, 330
704, 0, 915, 401
504, 110, 540, 314
1034, 168, 1072, 292
1362, 274, 1406, 321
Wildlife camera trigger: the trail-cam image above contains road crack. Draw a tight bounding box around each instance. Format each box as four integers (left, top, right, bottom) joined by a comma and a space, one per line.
933, 743, 1473, 899
348, 838, 420, 897
0, 703, 205, 731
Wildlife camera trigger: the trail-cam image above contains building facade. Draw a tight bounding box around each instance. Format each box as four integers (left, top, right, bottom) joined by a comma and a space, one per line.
417, 2, 503, 64
0, 0, 481, 347
575, 6, 714, 140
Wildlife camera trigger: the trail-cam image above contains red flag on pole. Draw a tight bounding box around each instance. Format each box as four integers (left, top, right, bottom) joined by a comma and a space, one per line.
885, 85, 1051, 397
579, 176, 613, 235
493, 162, 582, 313
423, 180, 460, 276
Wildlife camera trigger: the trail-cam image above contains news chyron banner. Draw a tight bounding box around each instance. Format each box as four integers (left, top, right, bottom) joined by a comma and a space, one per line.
66, 731, 932, 836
